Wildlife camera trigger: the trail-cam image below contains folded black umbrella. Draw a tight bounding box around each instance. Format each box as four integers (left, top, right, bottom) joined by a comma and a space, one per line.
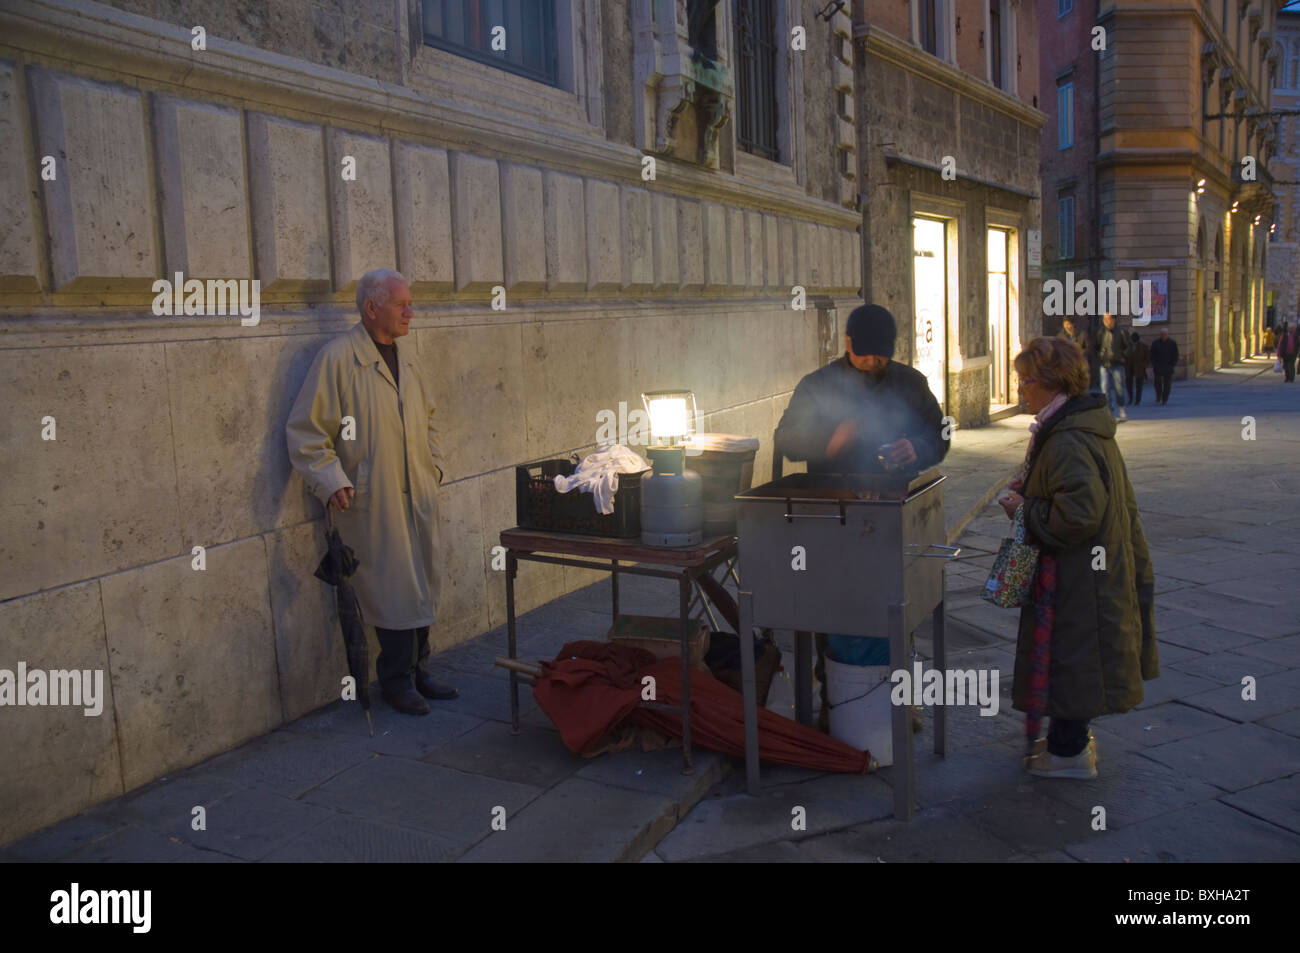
315, 509, 372, 736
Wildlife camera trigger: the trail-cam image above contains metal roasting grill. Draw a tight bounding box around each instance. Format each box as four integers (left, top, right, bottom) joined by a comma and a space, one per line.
733, 467, 959, 819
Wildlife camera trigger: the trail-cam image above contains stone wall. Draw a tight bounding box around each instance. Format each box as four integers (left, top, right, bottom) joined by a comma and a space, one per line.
0, 0, 861, 844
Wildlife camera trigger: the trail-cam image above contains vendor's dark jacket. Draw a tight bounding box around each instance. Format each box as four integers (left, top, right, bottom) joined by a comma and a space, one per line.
774, 355, 948, 474
1094, 325, 1131, 367
1149, 336, 1179, 372
1013, 394, 1158, 719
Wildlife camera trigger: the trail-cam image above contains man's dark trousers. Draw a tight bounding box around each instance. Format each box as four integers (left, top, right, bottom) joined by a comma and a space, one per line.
376, 626, 431, 694
1285, 356, 1298, 383
1153, 371, 1173, 404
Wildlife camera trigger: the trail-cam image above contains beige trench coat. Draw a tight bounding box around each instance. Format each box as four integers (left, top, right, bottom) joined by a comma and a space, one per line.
286, 322, 444, 630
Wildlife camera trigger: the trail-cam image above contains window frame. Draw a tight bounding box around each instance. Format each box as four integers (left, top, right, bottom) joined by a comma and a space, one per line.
1059, 194, 1076, 260
1057, 80, 1075, 149
1057, 0, 1073, 17
733, 0, 781, 162
420, 0, 561, 88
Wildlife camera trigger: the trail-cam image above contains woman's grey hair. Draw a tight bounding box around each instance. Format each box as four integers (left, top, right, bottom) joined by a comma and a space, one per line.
356, 269, 407, 316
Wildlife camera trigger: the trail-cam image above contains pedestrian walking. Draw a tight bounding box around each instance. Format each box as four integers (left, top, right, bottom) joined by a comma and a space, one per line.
1150, 327, 1179, 404
1263, 325, 1275, 357
1094, 312, 1131, 421
1279, 323, 1300, 383
1126, 331, 1150, 406
997, 336, 1158, 779
1058, 317, 1096, 392
286, 268, 459, 716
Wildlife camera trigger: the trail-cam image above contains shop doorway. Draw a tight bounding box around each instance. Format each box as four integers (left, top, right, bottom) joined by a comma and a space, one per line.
912, 216, 948, 410
987, 227, 1012, 408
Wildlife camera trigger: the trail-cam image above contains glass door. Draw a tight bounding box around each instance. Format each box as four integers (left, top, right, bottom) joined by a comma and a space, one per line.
912, 216, 948, 410
987, 228, 1009, 405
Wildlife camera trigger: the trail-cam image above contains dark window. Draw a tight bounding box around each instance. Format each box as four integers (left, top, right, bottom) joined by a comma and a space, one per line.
734, 0, 780, 160
990, 0, 1002, 88
920, 0, 938, 56
1057, 0, 1072, 16
422, 0, 559, 87
690, 0, 722, 63
1059, 195, 1075, 259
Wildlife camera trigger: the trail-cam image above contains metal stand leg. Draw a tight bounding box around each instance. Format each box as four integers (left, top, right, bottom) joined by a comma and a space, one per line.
889, 602, 915, 820
794, 631, 813, 727
739, 590, 760, 795
506, 553, 520, 736
611, 559, 619, 620
679, 575, 694, 775
933, 599, 947, 756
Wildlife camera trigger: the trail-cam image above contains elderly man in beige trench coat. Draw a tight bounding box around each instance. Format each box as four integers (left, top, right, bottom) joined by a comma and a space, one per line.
286, 268, 458, 715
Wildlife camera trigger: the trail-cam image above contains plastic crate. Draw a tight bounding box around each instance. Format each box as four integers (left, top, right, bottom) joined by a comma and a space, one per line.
515, 457, 647, 538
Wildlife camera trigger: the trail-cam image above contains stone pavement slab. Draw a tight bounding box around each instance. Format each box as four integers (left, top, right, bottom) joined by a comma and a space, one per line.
653, 772, 895, 863
1138, 723, 1300, 792
961, 784, 1098, 855
263, 814, 463, 862
1178, 670, 1300, 723
301, 756, 543, 850
1166, 650, 1286, 685
182, 729, 374, 799
573, 746, 728, 801
2, 812, 129, 862
60, 825, 195, 863
1260, 709, 1300, 738
1233, 633, 1300, 666
1089, 701, 1239, 749
422, 721, 585, 789
800, 806, 1022, 862
1132, 669, 1221, 708
1220, 775, 1300, 837
178, 788, 336, 861
1031, 749, 1222, 830
1156, 622, 1263, 653
1062, 801, 1300, 863
456, 777, 679, 862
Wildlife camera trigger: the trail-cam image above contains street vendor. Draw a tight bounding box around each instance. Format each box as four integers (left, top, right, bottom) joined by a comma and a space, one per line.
775, 304, 949, 474
286, 268, 458, 716
774, 303, 949, 732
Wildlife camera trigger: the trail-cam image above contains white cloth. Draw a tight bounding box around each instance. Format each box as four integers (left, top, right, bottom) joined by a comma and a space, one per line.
553, 445, 649, 515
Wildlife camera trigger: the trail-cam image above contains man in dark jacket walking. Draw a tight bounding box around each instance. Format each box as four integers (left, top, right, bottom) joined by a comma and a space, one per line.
1126, 331, 1150, 405
1279, 323, 1300, 383
1149, 327, 1179, 404
1094, 312, 1131, 422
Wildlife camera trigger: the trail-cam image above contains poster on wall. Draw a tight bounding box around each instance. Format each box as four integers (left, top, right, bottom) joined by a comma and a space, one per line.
1138, 270, 1169, 323
1027, 230, 1041, 279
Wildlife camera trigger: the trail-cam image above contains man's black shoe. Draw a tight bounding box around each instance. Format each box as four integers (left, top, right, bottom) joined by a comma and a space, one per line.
383, 686, 430, 715
416, 669, 459, 700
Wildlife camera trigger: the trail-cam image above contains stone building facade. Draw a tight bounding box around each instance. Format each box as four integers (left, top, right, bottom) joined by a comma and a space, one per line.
1039, 0, 1283, 378
0, 0, 861, 843
854, 0, 1046, 427
1266, 7, 1300, 332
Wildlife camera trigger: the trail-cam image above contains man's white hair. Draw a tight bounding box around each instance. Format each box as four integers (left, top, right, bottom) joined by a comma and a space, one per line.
356, 269, 407, 316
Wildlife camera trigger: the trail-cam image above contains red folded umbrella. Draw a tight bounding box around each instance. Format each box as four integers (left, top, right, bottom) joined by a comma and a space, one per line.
533, 641, 871, 774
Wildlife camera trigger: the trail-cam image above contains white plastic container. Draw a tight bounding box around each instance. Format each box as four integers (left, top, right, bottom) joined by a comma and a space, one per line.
825, 658, 895, 766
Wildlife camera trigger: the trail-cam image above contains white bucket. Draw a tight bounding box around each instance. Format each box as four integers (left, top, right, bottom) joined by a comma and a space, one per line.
825, 659, 895, 766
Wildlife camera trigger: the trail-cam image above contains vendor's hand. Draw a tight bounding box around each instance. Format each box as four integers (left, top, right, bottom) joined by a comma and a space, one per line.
329, 486, 355, 511
997, 490, 1024, 519
886, 438, 917, 467
825, 419, 856, 460
1007, 475, 1025, 493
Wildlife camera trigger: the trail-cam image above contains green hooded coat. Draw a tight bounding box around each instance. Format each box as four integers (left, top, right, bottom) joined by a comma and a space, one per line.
1012, 395, 1159, 719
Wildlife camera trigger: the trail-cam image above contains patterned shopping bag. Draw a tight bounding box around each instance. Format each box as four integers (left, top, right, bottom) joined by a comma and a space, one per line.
982, 505, 1040, 608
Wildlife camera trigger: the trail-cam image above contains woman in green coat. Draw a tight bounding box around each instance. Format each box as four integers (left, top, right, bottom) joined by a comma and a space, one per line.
996, 337, 1158, 779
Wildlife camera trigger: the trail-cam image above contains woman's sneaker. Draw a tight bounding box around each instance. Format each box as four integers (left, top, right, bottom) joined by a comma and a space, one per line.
1027, 737, 1098, 779
1029, 730, 1094, 759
